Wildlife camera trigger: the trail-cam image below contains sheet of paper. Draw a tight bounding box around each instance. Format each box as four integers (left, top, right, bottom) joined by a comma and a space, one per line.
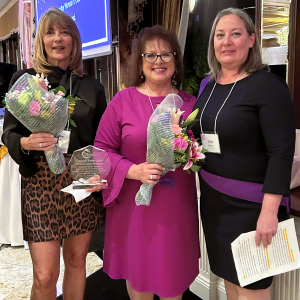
61, 183, 91, 203
231, 218, 300, 287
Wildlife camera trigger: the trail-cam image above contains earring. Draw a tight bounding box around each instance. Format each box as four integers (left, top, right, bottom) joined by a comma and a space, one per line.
173, 68, 177, 79
140, 70, 144, 80
172, 68, 178, 86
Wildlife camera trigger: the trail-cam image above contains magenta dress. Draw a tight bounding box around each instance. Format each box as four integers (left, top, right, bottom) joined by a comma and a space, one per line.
94, 87, 200, 298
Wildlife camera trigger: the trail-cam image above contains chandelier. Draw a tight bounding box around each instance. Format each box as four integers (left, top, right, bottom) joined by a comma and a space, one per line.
277, 26, 289, 46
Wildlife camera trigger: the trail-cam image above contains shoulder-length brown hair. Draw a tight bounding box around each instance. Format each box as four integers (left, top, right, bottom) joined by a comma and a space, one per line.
33, 7, 83, 77
130, 25, 183, 88
207, 7, 267, 81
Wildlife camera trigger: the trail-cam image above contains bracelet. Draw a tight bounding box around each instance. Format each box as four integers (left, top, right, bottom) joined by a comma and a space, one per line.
20, 137, 30, 155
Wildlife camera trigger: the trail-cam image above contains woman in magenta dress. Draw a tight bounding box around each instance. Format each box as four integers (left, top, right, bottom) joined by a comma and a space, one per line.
94, 25, 200, 299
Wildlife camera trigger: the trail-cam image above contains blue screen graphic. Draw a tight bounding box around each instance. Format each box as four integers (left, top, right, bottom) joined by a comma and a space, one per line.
35, 0, 112, 58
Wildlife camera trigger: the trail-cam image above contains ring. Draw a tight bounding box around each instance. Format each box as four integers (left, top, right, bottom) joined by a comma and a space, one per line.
150, 174, 153, 180
39, 142, 42, 148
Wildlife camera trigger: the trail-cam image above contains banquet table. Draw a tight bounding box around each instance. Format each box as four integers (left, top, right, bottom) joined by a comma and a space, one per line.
0, 120, 24, 246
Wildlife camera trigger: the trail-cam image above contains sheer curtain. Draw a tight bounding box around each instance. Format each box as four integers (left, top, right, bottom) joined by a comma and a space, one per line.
160, 0, 182, 35
19, 0, 36, 68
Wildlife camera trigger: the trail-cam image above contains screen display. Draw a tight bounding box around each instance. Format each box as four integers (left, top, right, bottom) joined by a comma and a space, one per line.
35, 0, 112, 58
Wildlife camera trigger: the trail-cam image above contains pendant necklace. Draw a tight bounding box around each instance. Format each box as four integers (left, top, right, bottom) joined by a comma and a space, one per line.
145, 83, 174, 112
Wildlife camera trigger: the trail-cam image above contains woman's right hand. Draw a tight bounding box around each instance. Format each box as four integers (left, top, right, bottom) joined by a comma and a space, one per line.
20, 133, 58, 151
126, 162, 164, 184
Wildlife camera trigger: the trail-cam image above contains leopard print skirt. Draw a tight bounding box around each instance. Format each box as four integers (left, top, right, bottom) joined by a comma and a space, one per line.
21, 155, 105, 242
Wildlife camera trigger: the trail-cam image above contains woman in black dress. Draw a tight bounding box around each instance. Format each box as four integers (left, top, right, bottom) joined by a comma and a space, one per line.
193, 8, 295, 300
2, 8, 106, 300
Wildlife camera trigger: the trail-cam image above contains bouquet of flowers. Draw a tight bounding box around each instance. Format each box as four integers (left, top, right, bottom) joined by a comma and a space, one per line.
4, 72, 69, 174
135, 94, 206, 206
171, 108, 206, 172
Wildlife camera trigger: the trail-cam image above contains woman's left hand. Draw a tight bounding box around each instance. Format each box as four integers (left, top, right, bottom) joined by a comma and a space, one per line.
86, 175, 102, 192
255, 193, 282, 248
255, 210, 278, 248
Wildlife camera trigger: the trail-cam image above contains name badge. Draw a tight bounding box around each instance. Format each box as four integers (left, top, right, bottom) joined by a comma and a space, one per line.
201, 133, 221, 154
58, 130, 71, 154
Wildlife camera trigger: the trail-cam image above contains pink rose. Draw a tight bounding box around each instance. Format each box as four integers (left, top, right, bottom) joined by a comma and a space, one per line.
56, 90, 65, 96
171, 137, 188, 151
29, 101, 41, 116
171, 124, 182, 135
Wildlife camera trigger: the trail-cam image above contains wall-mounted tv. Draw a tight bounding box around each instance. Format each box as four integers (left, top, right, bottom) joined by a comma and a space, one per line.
35, 0, 112, 59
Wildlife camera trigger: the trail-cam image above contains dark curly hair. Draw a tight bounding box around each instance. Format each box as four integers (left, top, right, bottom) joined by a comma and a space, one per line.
130, 25, 183, 88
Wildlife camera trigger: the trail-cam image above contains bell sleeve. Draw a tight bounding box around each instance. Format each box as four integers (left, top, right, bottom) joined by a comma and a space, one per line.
94, 92, 134, 207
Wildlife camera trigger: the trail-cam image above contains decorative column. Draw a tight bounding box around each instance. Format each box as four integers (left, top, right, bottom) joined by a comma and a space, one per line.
190, 175, 226, 300
270, 216, 300, 300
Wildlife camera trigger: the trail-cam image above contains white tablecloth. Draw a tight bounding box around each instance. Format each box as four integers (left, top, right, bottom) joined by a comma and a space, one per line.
291, 129, 300, 189
0, 123, 24, 246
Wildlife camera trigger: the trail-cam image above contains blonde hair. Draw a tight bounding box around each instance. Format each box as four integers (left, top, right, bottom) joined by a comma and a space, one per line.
207, 7, 267, 81
33, 7, 83, 77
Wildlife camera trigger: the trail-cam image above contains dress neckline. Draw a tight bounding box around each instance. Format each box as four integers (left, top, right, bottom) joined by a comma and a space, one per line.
133, 86, 181, 103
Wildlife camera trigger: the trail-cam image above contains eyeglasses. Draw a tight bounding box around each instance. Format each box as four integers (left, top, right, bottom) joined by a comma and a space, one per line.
141, 52, 176, 63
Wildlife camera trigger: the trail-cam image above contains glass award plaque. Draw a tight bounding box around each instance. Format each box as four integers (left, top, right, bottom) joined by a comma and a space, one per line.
68, 145, 111, 189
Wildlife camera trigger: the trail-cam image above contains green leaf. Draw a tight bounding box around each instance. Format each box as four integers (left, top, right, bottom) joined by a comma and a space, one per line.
52, 86, 67, 95
190, 164, 201, 172
69, 118, 77, 127
27, 76, 39, 89
2, 98, 6, 105
201, 147, 209, 153
180, 119, 199, 130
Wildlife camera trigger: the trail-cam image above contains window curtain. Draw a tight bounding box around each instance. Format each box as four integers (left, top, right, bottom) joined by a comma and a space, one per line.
128, 0, 148, 35
0, 2, 18, 41
156, 0, 182, 35
19, 0, 36, 67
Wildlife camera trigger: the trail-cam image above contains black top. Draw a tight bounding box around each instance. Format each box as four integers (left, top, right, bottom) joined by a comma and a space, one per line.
2, 67, 107, 177
193, 69, 295, 196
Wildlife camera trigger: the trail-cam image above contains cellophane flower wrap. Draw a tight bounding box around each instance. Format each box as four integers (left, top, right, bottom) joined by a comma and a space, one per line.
135, 94, 183, 206
4, 73, 68, 174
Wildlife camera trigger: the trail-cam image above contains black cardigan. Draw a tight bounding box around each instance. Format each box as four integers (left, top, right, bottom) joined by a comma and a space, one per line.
2, 66, 107, 177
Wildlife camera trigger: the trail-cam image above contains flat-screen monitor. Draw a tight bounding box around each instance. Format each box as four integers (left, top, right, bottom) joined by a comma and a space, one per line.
35, 0, 112, 59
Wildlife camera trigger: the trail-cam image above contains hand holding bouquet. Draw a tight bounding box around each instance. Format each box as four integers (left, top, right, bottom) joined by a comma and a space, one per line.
135, 94, 206, 206
4, 73, 69, 174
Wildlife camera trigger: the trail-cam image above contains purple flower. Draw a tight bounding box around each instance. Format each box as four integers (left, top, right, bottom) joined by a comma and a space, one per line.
29, 101, 41, 116
16, 85, 24, 92
186, 129, 193, 136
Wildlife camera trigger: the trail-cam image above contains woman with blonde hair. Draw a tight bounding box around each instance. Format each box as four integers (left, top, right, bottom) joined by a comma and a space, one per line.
193, 7, 295, 300
2, 7, 106, 300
